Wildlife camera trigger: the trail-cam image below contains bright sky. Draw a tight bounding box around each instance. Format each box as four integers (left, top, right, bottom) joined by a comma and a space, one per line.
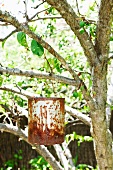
0, 0, 36, 21
0, 0, 39, 37
0, 0, 99, 18
0, 0, 99, 38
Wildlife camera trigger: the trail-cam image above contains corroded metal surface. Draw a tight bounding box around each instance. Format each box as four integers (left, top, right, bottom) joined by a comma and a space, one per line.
28, 97, 65, 145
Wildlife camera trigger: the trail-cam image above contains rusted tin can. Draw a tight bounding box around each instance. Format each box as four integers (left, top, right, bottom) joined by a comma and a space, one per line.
28, 97, 65, 145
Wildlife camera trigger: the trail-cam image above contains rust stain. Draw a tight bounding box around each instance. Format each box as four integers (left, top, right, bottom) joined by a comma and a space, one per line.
28, 97, 65, 145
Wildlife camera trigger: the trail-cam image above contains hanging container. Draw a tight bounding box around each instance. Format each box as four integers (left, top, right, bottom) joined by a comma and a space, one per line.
28, 97, 65, 145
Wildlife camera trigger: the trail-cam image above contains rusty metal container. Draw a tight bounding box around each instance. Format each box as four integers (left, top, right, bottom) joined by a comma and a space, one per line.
28, 97, 65, 145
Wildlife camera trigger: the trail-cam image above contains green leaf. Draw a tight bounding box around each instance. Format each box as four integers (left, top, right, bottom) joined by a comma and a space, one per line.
65, 134, 70, 143
2, 40, 6, 48
73, 155, 78, 166
73, 91, 78, 98
110, 36, 113, 41
90, 6, 95, 11
79, 21, 85, 28
0, 76, 3, 86
79, 28, 85, 34
70, 134, 74, 141
18, 156, 23, 160
31, 40, 44, 57
17, 32, 28, 47
14, 154, 18, 158
29, 25, 37, 32
18, 149, 22, 154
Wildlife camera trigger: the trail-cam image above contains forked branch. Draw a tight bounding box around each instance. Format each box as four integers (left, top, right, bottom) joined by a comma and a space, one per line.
45, 0, 97, 66
0, 9, 95, 110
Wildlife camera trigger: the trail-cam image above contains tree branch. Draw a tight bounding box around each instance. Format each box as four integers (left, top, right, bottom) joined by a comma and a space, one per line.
0, 85, 41, 99
62, 141, 75, 169
0, 29, 17, 41
75, 0, 83, 16
23, 0, 29, 22
0, 85, 91, 126
65, 105, 91, 126
62, 141, 75, 170
95, 0, 113, 56
53, 144, 69, 170
45, 0, 97, 67
0, 10, 95, 110
0, 10, 81, 80
32, 0, 46, 9
108, 55, 113, 60
30, 16, 62, 22
0, 67, 78, 86
0, 66, 95, 110
29, 7, 51, 20
0, 123, 63, 170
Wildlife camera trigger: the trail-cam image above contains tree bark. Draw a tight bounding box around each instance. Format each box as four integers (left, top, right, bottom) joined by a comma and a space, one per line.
91, 64, 113, 169
90, 0, 113, 169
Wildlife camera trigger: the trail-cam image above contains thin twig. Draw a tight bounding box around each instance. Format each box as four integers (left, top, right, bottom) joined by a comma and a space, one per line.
44, 53, 53, 73
95, 0, 99, 9
0, 85, 39, 98
23, 0, 29, 21
44, 53, 57, 95
32, 0, 46, 9
29, 7, 50, 20
75, 0, 81, 16
0, 22, 10, 26
30, 16, 62, 22
0, 29, 17, 42
108, 55, 113, 60
74, 69, 91, 75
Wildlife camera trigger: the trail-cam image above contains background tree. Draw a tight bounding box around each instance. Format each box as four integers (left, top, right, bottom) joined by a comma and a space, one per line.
0, 0, 113, 169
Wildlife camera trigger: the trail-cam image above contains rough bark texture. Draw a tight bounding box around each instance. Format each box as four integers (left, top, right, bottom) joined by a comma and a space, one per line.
91, 0, 113, 169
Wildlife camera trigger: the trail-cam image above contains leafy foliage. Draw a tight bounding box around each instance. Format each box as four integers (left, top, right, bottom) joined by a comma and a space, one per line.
65, 132, 93, 147
0, 76, 3, 86
17, 32, 28, 48
31, 40, 44, 57
29, 156, 53, 170
79, 21, 85, 28
1, 150, 24, 170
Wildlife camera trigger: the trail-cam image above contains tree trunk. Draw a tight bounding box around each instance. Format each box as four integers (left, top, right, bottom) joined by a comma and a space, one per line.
91, 61, 113, 169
